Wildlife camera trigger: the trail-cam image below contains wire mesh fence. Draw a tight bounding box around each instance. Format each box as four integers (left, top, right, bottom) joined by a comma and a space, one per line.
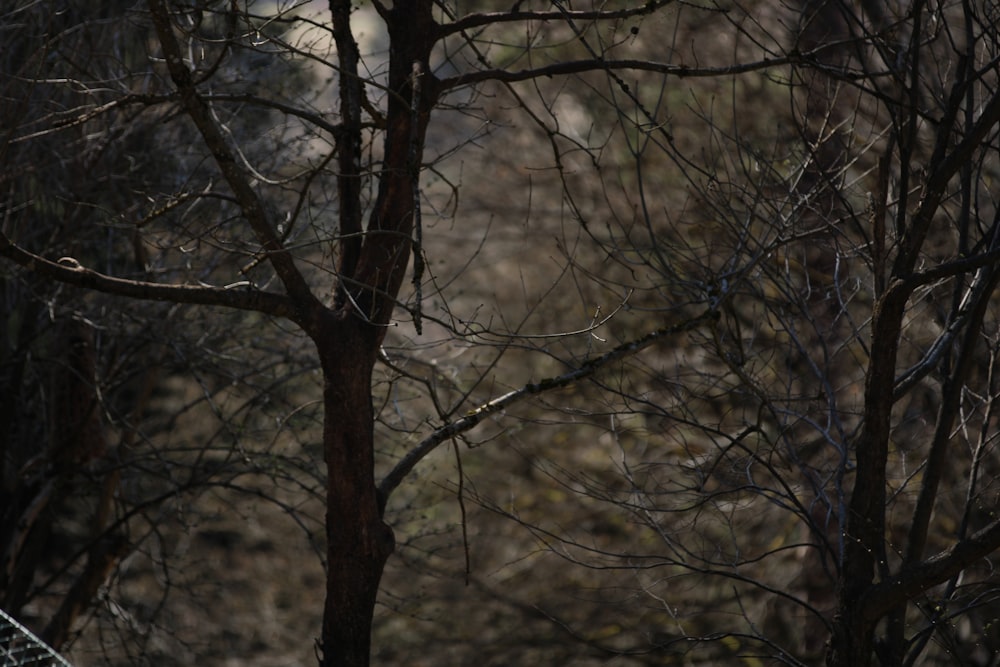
0, 610, 72, 667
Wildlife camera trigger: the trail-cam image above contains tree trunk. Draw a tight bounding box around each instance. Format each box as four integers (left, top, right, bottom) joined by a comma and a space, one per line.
826, 294, 908, 667
826, 608, 874, 667
316, 4, 436, 664
316, 317, 394, 667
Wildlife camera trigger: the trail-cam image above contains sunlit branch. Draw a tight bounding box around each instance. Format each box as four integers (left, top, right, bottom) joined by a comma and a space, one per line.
451, 290, 634, 341
202, 93, 347, 135
0, 238, 298, 320
11, 93, 175, 142
378, 307, 718, 501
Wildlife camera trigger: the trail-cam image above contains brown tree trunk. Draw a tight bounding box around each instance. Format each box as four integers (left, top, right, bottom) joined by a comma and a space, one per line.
315, 7, 438, 663
826, 288, 908, 667
313, 5, 438, 664
316, 317, 394, 667
826, 610, 874, 667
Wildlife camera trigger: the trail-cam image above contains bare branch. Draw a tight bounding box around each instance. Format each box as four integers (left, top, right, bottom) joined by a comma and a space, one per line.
11, 93, 175, 142
436, 1, 680, 38
202, 93, 346, 136
438, 54, 816, 91
894, 249, 1000, 399
146, 0, 321, 315
863, 518, 1000, 623
897, 89, 1000, 275
0, 238, 298, 320
378, 307, 718, 501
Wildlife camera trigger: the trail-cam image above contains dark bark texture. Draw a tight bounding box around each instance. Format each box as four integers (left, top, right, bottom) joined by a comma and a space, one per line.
314, 4, 439, 664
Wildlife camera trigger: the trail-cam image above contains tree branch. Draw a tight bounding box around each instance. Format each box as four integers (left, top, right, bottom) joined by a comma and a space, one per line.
12, 93, 175, 142
893, 246, 1000, 398
902, 261, 1000, 566
378, 308, 718, 501
438, 54, 817, 91
0, 238, 298, 320
202, 93, 346, 136
863, 518, 1000, 623
897, 89, 1000, 275
436, 1, 680, 38
330, 0, 365, 303
146, 0, 321, 315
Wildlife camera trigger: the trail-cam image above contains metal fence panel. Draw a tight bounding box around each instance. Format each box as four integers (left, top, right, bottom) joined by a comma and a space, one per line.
0, 610, 73, 667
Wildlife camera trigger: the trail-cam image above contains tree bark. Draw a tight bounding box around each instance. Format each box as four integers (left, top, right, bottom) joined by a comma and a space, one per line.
313, 7, 438, 660
826, 288, 907, 667
315, 316, 394, 667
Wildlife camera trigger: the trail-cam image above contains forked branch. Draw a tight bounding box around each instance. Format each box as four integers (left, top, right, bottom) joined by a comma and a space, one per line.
147, 0, 321, 313
378, 308, 718, 501
863, 517, 1000, 623
0, 239, 298, 320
